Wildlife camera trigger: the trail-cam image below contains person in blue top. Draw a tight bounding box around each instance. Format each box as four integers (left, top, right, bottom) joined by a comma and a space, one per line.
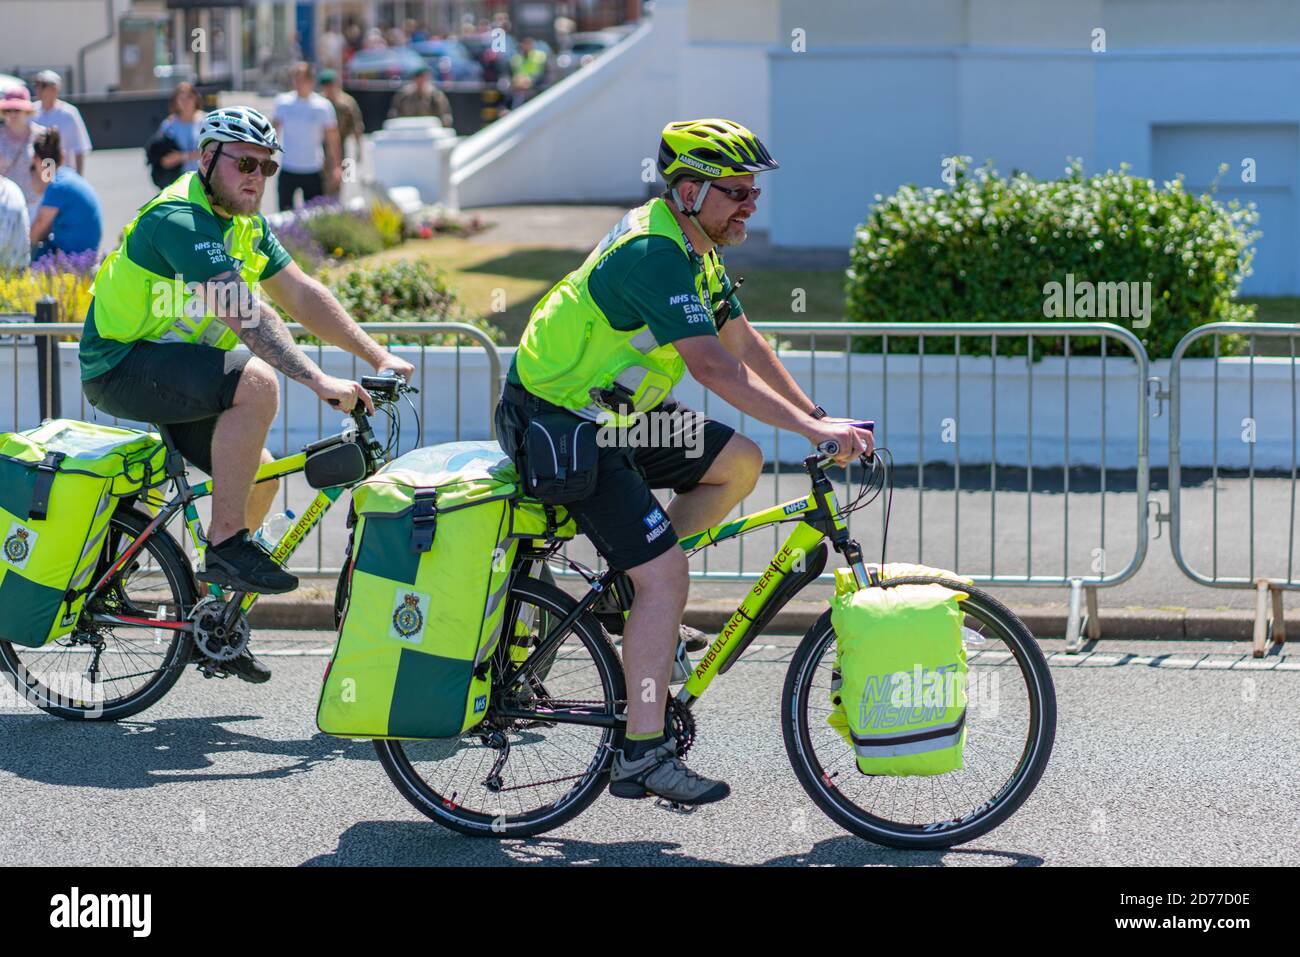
29, 128, 102, 258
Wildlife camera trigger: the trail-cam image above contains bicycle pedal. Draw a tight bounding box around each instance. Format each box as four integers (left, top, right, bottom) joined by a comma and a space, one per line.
653, 798, 697, 815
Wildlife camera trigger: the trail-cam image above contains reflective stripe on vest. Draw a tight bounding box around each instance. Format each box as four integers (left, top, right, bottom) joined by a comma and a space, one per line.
88, 172, 271, 351
515, 198, 726, 426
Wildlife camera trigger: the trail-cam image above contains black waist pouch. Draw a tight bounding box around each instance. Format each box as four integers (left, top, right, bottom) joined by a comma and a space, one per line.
521, 411, 598, 504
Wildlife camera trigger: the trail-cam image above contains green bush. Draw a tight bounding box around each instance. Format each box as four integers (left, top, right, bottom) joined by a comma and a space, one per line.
845, 159, 1260, 358
325, 258, 503, 345
303, 210, 386, 259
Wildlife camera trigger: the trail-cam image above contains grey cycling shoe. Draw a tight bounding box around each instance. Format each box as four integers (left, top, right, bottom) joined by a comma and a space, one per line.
609, 740, 730, 805
679, 624, 709, 653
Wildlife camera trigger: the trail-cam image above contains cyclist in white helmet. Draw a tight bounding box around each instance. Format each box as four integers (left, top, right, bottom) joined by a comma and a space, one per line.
82, 106, 414, 683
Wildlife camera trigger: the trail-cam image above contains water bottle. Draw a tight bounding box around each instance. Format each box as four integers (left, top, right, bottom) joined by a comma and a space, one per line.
253, 509, 296, 552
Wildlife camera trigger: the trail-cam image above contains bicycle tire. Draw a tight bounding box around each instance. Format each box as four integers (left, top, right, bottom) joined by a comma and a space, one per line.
781, 575, 1056, 849
374, 574, 625, 838
0, 506, 197, 721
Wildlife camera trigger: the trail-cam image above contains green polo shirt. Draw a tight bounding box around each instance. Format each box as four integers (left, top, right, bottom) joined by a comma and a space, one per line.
507, 233, 743, 386
81, 204, 292, 380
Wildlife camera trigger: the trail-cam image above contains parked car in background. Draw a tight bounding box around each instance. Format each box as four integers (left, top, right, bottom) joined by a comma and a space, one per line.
344, 47, 429, 82
556, 31, 621, 76
411, 39, 484, 82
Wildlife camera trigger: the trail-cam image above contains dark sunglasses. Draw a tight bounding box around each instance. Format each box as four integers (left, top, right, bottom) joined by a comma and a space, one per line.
709, 182, 761, 203
220, 153, 280, 177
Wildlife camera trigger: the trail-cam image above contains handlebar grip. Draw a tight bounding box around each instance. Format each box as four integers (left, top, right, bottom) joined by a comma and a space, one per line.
361, 374, 403, 396
817, 439, 840, 457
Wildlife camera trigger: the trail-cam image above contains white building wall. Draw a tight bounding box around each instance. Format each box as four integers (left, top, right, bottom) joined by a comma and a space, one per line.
0, 0, 134, 93
451, 3, 689, 207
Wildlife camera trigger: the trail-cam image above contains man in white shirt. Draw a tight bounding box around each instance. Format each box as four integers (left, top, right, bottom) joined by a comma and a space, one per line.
0, 173, 30, 270
33, 71, 92, 174
272, 62, 341, 210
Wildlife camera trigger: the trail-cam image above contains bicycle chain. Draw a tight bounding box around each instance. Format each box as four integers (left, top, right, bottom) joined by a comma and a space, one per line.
485, 696, 696, 794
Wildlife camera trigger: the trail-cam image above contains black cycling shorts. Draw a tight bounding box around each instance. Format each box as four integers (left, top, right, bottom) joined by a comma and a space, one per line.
496, 388, 736, 572
82, 340, 251, 476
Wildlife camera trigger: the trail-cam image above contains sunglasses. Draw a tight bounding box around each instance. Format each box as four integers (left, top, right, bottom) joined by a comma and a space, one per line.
219, 153, 280, 177
709, 182, 761, 203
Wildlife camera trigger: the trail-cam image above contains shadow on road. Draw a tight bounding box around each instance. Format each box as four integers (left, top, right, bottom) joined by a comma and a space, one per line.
0, 714, 380, 789
302, 822, 1045, 867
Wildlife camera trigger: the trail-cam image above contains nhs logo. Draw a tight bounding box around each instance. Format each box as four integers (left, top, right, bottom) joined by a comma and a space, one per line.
643, 507, 666, 529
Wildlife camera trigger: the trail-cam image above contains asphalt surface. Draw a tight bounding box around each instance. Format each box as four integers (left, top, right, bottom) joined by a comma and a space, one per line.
1, 630, 1296, 867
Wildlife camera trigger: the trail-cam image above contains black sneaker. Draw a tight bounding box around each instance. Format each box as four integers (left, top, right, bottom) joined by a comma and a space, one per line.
218, 650, 272, 684
197, 530, 299, 595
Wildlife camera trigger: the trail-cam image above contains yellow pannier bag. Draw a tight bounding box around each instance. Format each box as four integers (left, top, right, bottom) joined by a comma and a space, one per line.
0, 419, 166, 647
827, 565, 971, 776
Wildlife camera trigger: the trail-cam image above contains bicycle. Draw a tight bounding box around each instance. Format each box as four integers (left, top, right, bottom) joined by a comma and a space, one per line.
0, 375, 418, 722
372, 438, 1058, 849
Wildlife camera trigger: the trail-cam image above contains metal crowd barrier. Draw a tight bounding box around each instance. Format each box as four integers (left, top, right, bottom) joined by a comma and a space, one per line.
1166, 322, 1300, 656
6, 318, 1298, 655
552, 321, 1151, 651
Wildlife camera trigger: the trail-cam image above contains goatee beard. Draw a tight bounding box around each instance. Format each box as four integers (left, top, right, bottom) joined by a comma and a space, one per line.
213, 182, 259, 215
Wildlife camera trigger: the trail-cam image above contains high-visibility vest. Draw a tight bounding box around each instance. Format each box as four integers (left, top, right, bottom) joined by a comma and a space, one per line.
88, 172, 271, 350
514, 197, 727, 425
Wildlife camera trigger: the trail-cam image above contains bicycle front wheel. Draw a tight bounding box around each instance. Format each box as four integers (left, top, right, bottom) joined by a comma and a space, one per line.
782, 576, 1056, 849
374, 572, 625, 838
0, 506, 197, 721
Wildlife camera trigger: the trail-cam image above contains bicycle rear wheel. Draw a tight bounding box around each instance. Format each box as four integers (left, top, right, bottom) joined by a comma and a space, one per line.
374, 572, 625, 838
0, 506, 197, 721
782, 575, 1056, 849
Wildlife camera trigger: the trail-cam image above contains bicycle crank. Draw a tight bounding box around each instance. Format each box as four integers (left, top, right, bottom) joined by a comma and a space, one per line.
189, 596, 251, 663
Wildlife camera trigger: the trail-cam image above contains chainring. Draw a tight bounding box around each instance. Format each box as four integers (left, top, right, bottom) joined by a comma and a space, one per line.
667, 697, 696, 758
188, 596, 251, 662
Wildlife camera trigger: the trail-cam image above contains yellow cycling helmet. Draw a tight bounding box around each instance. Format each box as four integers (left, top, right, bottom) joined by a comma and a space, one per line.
657, 118, 779, 184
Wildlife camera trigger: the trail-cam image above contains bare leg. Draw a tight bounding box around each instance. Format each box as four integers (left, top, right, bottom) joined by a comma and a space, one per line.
208, 358, 279, 544
622, 545, 689, 736
245, 448, 280, 532
666, 434, 763, 536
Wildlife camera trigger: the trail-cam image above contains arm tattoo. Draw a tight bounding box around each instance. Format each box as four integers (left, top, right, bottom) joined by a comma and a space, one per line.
235, 299, 319, 383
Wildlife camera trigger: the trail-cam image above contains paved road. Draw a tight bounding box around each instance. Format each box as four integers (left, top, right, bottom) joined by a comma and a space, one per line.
1, 631, 1295, 866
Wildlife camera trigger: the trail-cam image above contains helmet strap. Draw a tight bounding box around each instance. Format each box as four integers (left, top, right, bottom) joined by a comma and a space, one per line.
197, 141, 222, 198
670, 181, 712, 242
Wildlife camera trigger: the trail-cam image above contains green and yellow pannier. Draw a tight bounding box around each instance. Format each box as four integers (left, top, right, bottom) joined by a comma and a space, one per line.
828, 564, 972, 777
0, 419, 167, 648
318, 442, 574, 740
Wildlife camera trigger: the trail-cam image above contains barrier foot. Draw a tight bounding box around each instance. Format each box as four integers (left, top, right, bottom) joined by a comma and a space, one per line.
1065, 578, 1086, 654
1253, 579, 1270, 658
1085, 585, 1101, 642
1270, 584, 1286, 647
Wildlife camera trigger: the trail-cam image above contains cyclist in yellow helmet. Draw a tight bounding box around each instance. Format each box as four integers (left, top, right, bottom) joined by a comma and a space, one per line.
496, 118, 874, 805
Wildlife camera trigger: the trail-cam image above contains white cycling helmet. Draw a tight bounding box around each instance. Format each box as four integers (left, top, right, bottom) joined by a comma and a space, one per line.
198, 106, 281, 153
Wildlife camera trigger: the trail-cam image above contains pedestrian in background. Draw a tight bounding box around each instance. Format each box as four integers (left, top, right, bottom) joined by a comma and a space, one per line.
318, 69, 364, 197
32, 70, 92, 175
273, 62, 341, 210
0, 85, 46, 220
388, 64, 454, 129
160, 83, 206, 172
28, 127, 102, 259
0, 173, 29, 270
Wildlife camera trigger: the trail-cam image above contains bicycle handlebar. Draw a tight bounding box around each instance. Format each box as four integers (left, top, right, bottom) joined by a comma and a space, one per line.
815, 420, 875, 459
